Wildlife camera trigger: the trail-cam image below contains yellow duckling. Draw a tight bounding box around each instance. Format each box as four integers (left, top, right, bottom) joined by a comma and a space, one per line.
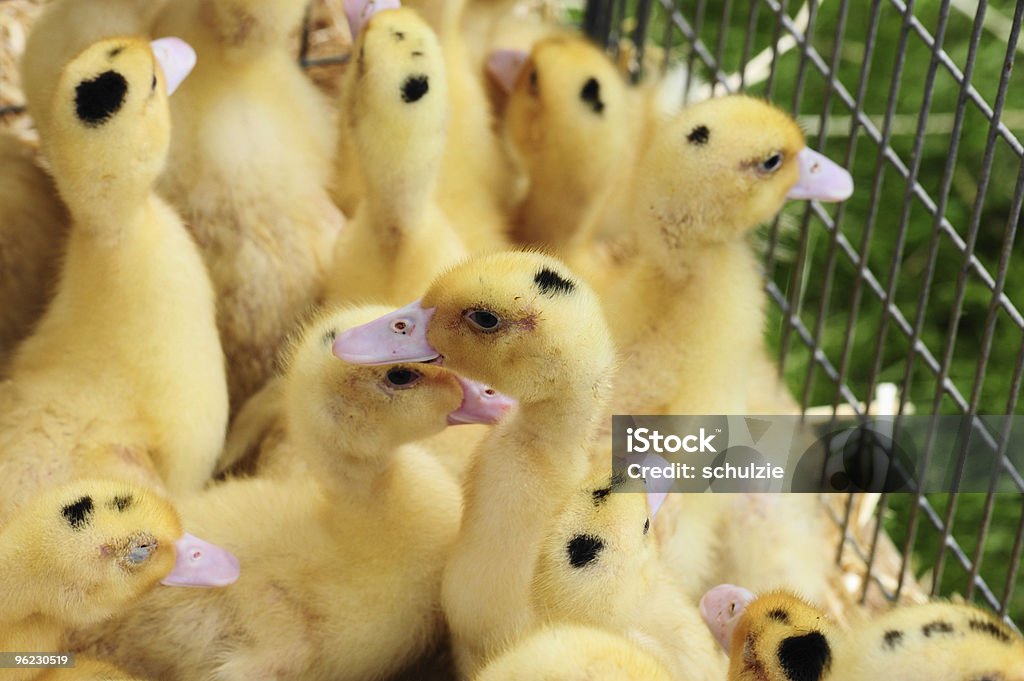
150, 0, 345, 415
830, 601, 1024, 681
701, 585, 835, 681
334, 252, 616, 676
326, 4, 468, 307
76, 305, 512, 681
604, 94, 852, 416
0, 37, 227, 518
533, 474, 726, 681
19, 0, 167, 140
493, 36, 641, 254
473, 624, 674, 681
333, 252, 720, 680
1, 479, 238, 681
0, 134, 67, 372
385, 0, 513, 252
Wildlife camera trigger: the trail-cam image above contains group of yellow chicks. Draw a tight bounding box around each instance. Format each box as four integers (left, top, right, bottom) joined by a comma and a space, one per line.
0, 0, 1020, 679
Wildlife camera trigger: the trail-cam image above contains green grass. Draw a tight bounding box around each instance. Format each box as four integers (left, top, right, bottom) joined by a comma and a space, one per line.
572, 0, 1024, 622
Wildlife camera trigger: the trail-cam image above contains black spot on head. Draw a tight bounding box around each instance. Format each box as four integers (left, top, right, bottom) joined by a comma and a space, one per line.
687, 124, 710, 145
533, 268, 575, 296
777, 632, 830, 681
391, 29, 405, 41
567, 534, 604, 568
108, 495, 134, 512
643, 517, 650, 535
62, 496, 95, 530
591, 485, 612, 505
882, 629, 903, 649
968, 618, 1012, 644
107, 45, 124, 59
768, 608, 791, 624
323, 328, 338, 346
922, 620, 955, 637
401, 75, 429, 103
411, 50, 424, 57
75, 70, 128, 127
579, 77, 604, 114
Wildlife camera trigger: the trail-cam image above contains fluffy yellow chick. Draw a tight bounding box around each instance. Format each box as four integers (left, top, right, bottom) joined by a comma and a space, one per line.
473, 624, 675, 681
0, 38, 227, 518
0, 479, 238, 681
333, 252, 715, 678
326, 5, 468, 307
75, 306, 512, 681
495, 36, 641, 253
20, 0, 167, 140
604, 95, 852, 416
532, 474, 726, 681
378, 0, 514, 252
701, 585, 835, 681
0, 134, 67, 372
831, 602, 1024, 681
150, 0, 344, 415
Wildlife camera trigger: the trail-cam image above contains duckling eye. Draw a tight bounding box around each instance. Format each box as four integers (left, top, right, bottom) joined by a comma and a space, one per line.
127, 543, 155, 565
528, 69, 539, 96
385, 368, 422, 388
465, 310, 501, 332
151, 73, 157, 92
760, 152, 784, 174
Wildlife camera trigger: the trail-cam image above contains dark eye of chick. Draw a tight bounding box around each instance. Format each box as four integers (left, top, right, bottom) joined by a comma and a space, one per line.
151, 73, 157, 92
528, 69, 539, 96
465, 310, 501, 332
127, 542, 155, 565
760, 152, 784, 173
385, 368, 422, 388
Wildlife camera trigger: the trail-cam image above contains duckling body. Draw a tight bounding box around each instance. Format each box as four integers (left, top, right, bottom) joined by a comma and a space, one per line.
0, 479, 238, 681
0, 134, 68, 373
151, 0, 344, 414
830, 602, 1024, 681
604, 95, 852, 415
393, 0, 512, 252
327, 6, 467, 307
0, 38, 227, 518
473, 624, 675, 681
78, 307, 511, 681
332, 252, 721, 679
499, 36, 641, 254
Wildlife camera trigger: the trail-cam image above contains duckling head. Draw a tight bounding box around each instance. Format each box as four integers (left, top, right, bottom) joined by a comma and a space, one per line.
8, 479, 238, 627
347, 5, 448, 213
701, 585, 833, 681
494, 36, 628, 197
43, 37, 195, 223
332, 252, 617, 406
534, 474, 654, 622
284, 305, 514, 459
634, 95, 852, 258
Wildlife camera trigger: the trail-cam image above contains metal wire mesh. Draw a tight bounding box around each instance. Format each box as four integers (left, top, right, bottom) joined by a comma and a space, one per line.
584, 0, 1024, 626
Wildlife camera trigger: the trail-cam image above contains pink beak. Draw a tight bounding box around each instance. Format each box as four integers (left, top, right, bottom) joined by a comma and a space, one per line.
150, 38, 196, 97
487, 49, 529, 95
161, 532, 240, 588
699, 584, 756, 653
786, 148, 854, 202
344, 0, 402, 40
448, 376, 516, 425
333, 299, 439, 366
